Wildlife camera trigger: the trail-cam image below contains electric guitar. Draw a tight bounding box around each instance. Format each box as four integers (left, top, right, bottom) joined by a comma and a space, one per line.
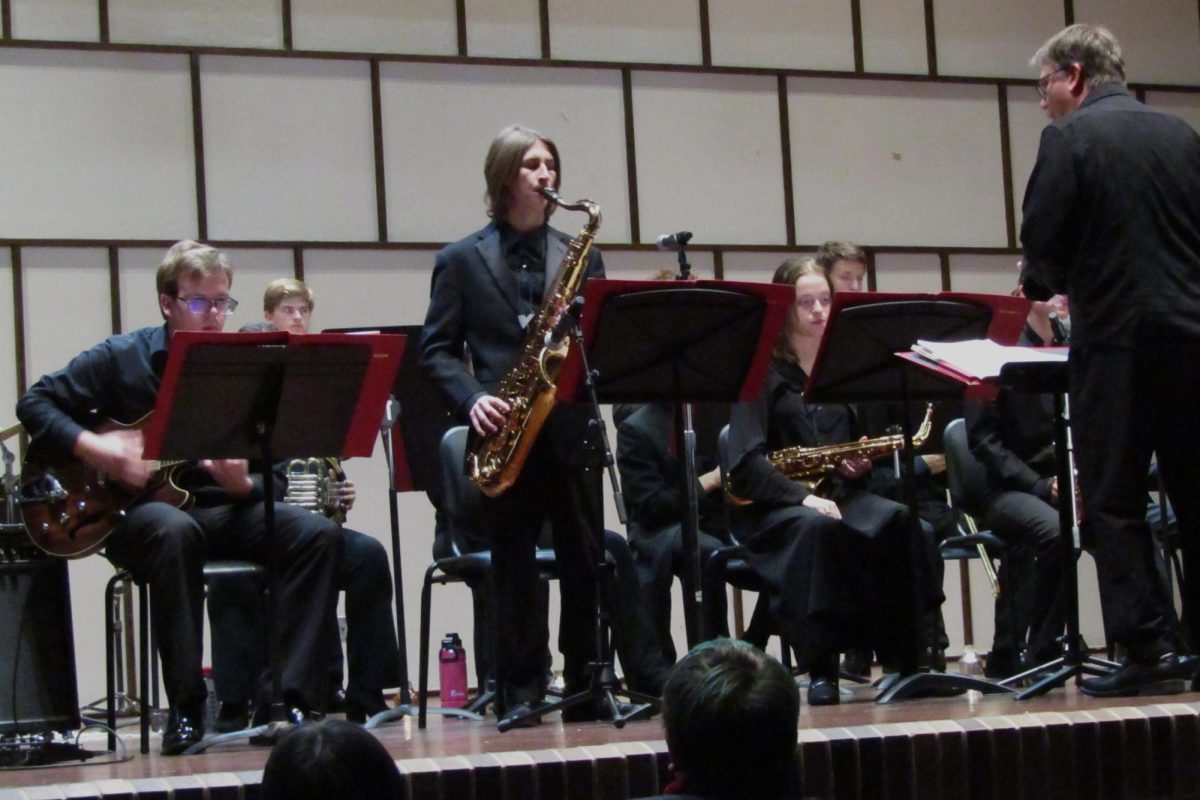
19, 417, 193, 558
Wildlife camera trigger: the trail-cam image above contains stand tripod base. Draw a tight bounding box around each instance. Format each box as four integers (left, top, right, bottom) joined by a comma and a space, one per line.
1008, 654, 1120, 700
0, 739, 100, 768
875, 671, 1016, 704
496, 664, 657, 732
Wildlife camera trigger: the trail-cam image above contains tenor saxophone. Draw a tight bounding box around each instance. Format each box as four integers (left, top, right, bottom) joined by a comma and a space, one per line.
729, 403, 936, 503
465, 187, 601, 497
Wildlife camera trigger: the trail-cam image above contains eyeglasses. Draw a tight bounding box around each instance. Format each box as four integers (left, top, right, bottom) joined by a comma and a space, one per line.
175, 295, 238, 315
1036, 67, 1070, 100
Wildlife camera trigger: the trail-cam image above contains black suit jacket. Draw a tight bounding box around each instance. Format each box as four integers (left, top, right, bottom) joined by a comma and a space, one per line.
1020, 84, 1200, 347
420, 220, 605, 466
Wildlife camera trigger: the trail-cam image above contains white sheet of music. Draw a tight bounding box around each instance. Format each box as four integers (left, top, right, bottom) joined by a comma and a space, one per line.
911, 339, 1067, 380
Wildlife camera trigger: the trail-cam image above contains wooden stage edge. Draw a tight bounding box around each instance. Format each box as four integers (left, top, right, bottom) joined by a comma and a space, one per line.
3, 681, 1200, 799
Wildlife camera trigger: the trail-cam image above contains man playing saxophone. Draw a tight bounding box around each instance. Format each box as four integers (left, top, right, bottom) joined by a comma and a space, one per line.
726, 258, 935, 706
420, 125, 609, 729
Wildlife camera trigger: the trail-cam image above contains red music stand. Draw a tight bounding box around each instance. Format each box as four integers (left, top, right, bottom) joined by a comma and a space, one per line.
143, 330, 402, 746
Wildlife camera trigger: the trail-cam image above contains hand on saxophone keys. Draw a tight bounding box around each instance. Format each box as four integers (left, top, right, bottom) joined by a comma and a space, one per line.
469, 394, 511, 436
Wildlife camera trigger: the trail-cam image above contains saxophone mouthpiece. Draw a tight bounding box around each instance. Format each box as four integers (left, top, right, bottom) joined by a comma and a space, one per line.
538, 186, 561, 206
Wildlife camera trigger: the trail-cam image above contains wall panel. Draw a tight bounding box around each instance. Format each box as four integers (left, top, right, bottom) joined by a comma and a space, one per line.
10, 0, 99, 42
0, 50, 197, 240
707, 0, 855, 71
932, 0, 1064, 79
875, 252, 941, 292
600, 249, 716, 282
21, 248, 111, 385
788, 78, 1008, 247
464, 0, 542, 59
0, 250, 15, 425
1074, 0, 1200, 85
547, 0, 702, 64
720, 250, 797, 284
634, 72, 787, 246
1146, 90, 1200, 133
108, 0, 283, 49
1006, 92, 1051, 237
200, 56, 378, 242
859, 0, 928, 75
946, 252, 1018, 295
380, 63, 630, 244
291, 0, 457, 55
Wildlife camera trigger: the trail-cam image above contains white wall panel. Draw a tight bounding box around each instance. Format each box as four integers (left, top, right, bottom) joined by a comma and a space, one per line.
707, 0, 855, 71
1007, 91, 1052, 237
201, 56, 377, 242
1074, 0, 1200, 85
859, 0, 928, 75
548, 0, 701, 64
599, 249, 716, 282
1146, 91, 1200, 134
788, 77, 1008, 247
291, 0, 457, 55
464, 0, 541, 59
380, 63, 630, 244
720, 250, 798, 284
933, 0, 1064, 79
11, 0, 99, 42
0, 251, 15, 427
874, 252, 941, 292
21, 249, 111, 384
0, 50, 196, 240
108, 0, 282, 49
946, 253, 1019, 295
634, 72, 787, 246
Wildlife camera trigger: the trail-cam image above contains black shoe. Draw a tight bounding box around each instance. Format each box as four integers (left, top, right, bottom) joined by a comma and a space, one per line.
162, 708, 204, 756
497, 702, 542, 731
1080, 651, 1197, 698
807, 678, 840, 706
251, 701, 322, 728
345, 693, 388, 725
984, 649, 1022, 680
327, 687, 348, 714
213, 700, 250, 734
841, 649, 872, 678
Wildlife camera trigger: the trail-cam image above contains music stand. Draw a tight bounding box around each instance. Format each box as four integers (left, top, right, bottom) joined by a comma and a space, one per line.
141, 330, 403, 751
323, 324, 481, 727
993, 360, 1118, 699
804, 293, 1027, 703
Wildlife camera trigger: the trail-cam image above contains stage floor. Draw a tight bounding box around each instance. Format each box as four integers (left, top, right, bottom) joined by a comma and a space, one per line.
3, 676, 1200, 799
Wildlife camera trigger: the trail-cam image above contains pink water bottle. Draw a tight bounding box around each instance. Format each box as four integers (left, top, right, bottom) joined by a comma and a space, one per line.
438, 633, 468, 708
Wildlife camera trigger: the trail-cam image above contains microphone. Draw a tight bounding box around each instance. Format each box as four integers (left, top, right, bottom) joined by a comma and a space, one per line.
544, 297, 585, 349
656, 231, 693, 251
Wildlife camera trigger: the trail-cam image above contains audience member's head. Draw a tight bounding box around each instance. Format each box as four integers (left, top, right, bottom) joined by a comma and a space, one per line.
260, 718, 403, 800
263, 277, 315, 334
661, 639, 800, 799
815, 240, 867, 293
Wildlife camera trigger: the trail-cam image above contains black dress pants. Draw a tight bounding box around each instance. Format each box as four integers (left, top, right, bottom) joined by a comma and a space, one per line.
104, 500, 343, 713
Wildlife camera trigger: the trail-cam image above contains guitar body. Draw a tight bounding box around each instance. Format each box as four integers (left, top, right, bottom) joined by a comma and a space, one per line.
19, 419, 192, 558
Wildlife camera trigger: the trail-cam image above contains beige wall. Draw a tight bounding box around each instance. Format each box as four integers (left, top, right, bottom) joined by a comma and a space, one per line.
3, 1, 1199, 709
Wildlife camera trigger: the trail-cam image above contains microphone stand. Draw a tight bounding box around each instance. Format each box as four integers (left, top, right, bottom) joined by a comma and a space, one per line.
368, 396, 481, 728
674, 243, 704, 647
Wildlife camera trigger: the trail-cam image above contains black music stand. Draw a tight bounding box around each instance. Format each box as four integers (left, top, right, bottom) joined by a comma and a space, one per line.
324, 324, 481, 727
993, 360, 1118, 699
497, 279, 788, 731
141, 330, 403, 752
804, 293, 1026, 703
560, 279, 790, 645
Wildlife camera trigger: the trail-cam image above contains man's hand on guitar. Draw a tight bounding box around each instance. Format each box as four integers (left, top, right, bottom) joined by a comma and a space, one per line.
202, 459, 254, 499
75, 428, 155, 489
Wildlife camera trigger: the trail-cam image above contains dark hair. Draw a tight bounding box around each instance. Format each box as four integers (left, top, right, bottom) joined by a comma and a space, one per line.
814, 240, 866, 272
483, 124, 561, 223
662, 639, 800, 799
260, 719, 404, 800
772, 256, 831, 360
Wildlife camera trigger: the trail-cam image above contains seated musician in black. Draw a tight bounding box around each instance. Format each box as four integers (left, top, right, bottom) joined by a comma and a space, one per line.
726, 258, 932, 705
15, 241, 343, 755
207, 278, 400, 729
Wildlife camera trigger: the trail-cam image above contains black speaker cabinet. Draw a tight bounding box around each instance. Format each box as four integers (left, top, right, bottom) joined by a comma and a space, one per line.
0, 528, 81, 735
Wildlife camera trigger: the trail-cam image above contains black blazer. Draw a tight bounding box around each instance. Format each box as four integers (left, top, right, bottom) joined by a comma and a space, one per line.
420, 220, 605, 465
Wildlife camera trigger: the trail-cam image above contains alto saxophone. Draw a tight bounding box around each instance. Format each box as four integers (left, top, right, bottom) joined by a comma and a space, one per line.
465, 187, 601, 497
729, 403, 936, 503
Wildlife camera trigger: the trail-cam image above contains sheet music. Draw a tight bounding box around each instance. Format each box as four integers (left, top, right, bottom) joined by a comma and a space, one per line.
911, 338, 1066, 380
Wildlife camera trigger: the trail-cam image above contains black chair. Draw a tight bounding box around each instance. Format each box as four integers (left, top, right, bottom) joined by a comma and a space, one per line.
941, 418, 1011, 664
417, 426, 559, 728
104, 560, 265, 754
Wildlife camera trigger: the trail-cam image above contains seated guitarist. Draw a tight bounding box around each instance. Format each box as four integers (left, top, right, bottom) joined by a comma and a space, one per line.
16, 240, 344, 755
